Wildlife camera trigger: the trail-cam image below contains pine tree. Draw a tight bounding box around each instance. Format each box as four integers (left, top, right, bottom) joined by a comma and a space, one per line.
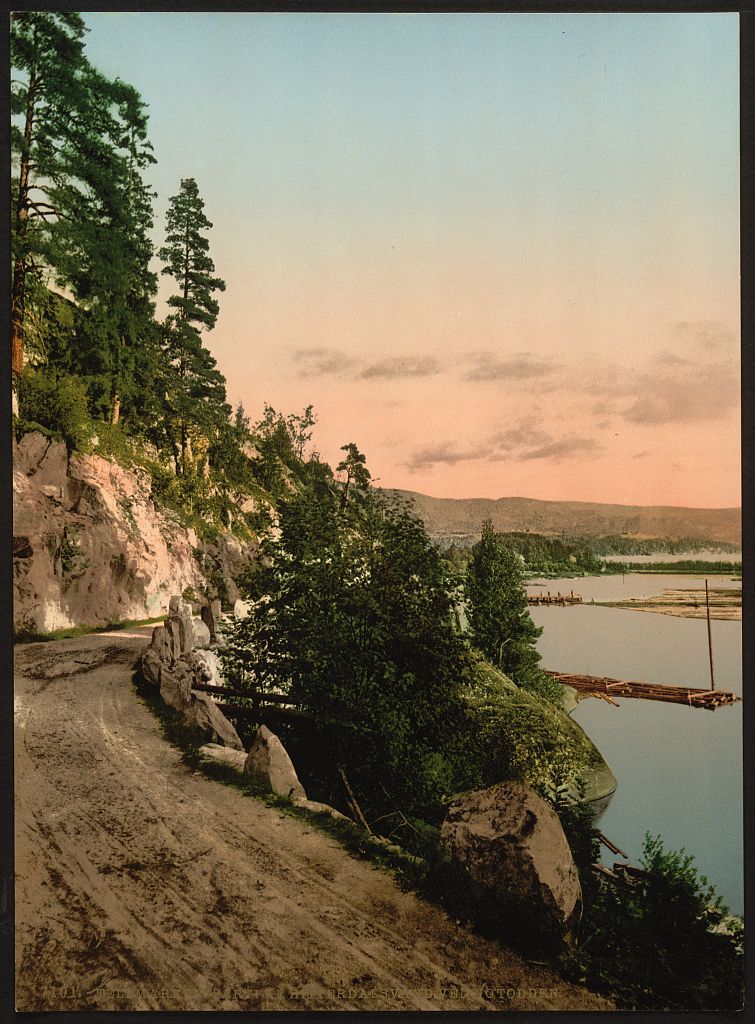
159, 178, 227, 473
11, 12, 90, 377
465, 521, 543, 683
63, 80, 158, 427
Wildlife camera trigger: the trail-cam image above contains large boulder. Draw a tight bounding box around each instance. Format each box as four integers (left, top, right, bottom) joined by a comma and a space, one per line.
198, 743, 247, 772
182, 693, 244, 750
192, 617, 211, 649
244, 725, 306, 799
441, 781, 581, 945
159, 661, 194, 711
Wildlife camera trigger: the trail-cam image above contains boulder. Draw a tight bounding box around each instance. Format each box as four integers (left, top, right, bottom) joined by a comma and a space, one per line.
140, 649, 163, 687
244, 725, 306, 799
441, 781, 581, 942
150, 624, 173, 663
192, 617, 211, 648
233, 598, 251, 619
183, 692, 244, 750
159, 661, 194, 711
198, 742, 247, 772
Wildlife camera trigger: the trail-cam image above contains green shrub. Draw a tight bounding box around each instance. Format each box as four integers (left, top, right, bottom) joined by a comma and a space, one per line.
568, 834, 744, 1010
17, 367, 94, 453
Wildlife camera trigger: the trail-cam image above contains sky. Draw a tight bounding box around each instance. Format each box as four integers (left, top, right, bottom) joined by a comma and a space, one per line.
83, 12, 740, 507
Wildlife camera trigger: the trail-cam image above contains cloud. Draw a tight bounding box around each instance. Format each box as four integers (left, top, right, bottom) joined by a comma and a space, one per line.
405, 417, 602, 471
486, 417, 552, 457
653, 350, 692, 368
463, 351, 554, 382
293, 347, 356, 378
518, 436, 602, 461
359, 356, 441, 380
405, 442, 486, 472
672, 320, 737, 354
621, 362, 739, 425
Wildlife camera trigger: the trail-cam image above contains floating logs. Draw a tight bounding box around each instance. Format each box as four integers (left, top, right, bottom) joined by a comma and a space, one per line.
527, 591, 583, 606
546, 671, 740, 710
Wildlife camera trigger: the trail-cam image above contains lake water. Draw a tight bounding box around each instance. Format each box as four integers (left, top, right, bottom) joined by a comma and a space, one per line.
530, 584, 743, 914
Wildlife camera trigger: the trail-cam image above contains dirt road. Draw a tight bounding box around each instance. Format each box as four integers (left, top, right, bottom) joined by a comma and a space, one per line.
14, 631, 612, 1012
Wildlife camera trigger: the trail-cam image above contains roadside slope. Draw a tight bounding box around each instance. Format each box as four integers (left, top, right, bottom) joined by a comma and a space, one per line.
14, 632, 612, 1012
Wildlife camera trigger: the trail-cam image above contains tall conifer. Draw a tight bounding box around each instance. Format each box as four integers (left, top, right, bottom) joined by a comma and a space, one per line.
159, 178, 227, 473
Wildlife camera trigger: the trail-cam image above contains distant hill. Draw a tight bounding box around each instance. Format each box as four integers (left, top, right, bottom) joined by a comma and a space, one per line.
384, 490, 741, 547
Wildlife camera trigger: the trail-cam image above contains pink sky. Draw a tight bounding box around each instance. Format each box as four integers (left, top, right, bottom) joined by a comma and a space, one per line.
85, 12, 741, 507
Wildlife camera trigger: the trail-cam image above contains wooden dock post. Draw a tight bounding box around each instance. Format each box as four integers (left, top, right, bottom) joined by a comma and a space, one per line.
705, 578, 716, 692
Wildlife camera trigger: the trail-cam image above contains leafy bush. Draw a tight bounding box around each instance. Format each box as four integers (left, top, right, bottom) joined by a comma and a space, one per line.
17, 367, 94, 453
568, 834, 744, 1010
451, 658, 597, 798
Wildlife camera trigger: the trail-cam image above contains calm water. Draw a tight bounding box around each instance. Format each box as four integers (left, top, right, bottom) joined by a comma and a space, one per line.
531, 585, 743, 914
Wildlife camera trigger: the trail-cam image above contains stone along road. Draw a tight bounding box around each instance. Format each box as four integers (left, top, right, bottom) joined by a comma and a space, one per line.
14, 630, 612, 1012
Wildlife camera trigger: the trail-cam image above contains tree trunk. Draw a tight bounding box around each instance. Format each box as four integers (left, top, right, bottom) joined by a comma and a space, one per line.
110, 392, 121, 426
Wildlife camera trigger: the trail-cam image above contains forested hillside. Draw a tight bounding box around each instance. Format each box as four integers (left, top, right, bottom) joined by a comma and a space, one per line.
389, 490, 741, 547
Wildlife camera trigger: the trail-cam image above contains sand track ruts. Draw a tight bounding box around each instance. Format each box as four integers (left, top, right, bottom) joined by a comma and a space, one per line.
14, 630, 611, 1012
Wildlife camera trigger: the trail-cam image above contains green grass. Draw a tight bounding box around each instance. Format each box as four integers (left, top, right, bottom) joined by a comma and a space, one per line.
14, 614, 165, 644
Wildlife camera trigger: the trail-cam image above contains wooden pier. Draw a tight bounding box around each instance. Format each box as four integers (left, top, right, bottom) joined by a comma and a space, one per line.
545, 671, 740, 710
528, 590, 583, 606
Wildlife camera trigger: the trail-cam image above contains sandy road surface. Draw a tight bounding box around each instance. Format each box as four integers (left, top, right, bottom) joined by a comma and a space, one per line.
14, 631, 612, 1012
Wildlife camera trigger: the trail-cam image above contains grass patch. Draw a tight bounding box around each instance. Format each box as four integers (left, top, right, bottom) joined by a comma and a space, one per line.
14, 615, 165, 645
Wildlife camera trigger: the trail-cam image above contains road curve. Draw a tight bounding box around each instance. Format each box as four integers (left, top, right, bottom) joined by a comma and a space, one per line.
14, 631, 611, 1012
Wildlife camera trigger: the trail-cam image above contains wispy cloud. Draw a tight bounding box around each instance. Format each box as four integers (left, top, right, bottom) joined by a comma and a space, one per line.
359, 356, 441, 380
621, 362, 738, 425
293, 347, 357, 378
519, 436, 601, 461
463, 350, 554, 382
405, 417, 602, 471
405, 442, 486, 472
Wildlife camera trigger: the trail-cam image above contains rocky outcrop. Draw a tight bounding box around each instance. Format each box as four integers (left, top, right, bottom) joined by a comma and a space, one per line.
13, 431, 261, 633
244, 724, 306, 799
140, 595, 243, 750
441, 781, 581, 944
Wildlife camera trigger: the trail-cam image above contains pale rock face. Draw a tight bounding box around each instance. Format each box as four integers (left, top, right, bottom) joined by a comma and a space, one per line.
441, 780, 581, 940
244, 724, 306, 799
13, 433, 208, 632
233, 599, 251, 619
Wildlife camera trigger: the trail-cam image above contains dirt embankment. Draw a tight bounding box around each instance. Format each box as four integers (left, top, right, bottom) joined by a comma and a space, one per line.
14, 632, 612, 1012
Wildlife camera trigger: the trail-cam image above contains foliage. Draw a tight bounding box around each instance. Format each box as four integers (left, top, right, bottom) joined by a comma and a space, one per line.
221, 475, 473, 821
568, 835, 743, 1010
451, 658, 597, 797
336, 441, 371, 509
158, 176, 228, 474
464, 521, 545, 689
17, 366, 93, 453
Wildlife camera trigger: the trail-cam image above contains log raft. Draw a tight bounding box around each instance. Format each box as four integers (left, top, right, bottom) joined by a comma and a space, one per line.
527, 590, 583, 606
546, 671, 740, 710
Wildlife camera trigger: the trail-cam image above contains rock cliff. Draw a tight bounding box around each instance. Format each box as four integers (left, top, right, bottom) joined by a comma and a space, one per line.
13, 431, 259, 633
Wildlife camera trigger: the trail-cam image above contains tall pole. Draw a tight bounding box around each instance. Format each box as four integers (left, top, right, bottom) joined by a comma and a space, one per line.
705, 579, 716, 691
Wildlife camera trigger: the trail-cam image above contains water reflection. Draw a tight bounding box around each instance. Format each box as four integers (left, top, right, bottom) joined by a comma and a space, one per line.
531, 589, 743, 914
